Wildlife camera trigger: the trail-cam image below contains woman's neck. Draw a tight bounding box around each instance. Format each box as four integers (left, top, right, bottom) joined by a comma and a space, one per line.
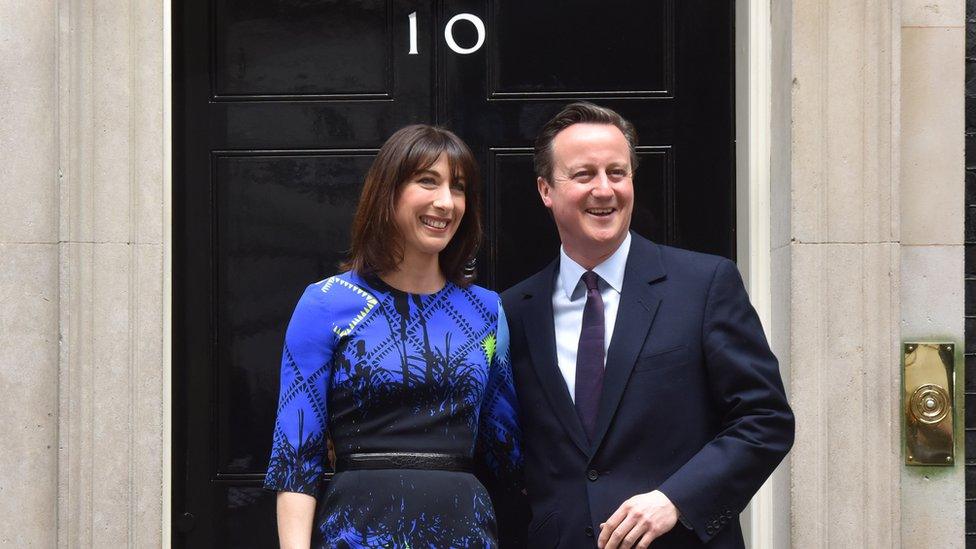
380, 250, 446, 294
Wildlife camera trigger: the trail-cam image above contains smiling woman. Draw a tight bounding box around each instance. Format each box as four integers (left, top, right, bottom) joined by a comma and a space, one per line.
264, 125, 523, 548
342, 125, 482, 288
389, 153, 468, 290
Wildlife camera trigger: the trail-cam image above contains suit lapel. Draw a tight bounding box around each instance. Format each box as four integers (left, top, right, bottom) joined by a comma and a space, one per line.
589, 235, 667, 454
520, 261, 590, 456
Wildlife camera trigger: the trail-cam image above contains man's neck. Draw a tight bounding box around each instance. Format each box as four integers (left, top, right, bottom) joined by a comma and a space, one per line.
563, 235, 627, 271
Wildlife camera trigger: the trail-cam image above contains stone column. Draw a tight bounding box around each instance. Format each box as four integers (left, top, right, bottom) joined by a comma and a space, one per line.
773, 0, 903, 546
0, 0, 60, 546
56, 0, 166, 546
899, 0, 965, 546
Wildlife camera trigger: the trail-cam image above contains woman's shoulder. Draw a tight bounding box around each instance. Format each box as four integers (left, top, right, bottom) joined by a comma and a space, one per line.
454, 282, 502, 314
296, 271, 380, 313
458, 281, 499, 300
287, 271, 382, 340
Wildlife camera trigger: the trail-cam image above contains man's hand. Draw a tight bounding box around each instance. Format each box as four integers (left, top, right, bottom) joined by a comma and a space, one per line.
597, 490, 678, 549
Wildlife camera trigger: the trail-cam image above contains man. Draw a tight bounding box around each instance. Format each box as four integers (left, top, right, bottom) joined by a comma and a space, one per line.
501, 103, 794, 548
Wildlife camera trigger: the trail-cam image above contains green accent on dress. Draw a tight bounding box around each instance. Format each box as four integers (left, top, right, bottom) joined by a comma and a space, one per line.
481, 333, 496, 365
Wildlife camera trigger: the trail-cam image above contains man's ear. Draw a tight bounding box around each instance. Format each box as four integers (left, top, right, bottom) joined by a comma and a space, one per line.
537, 176, 552, 208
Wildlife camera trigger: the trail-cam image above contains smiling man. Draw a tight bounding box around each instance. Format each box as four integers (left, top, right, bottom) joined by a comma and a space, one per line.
501, 103, 795, 549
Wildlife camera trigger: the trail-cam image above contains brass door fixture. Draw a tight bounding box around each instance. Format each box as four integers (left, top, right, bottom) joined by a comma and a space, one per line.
903, 343, 954, 466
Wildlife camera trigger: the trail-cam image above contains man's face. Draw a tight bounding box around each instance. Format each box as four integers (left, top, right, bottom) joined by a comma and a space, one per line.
538, 123, 634, 266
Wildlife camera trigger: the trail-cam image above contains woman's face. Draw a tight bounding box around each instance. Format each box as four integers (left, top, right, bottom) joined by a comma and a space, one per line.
393, 152, 466, 262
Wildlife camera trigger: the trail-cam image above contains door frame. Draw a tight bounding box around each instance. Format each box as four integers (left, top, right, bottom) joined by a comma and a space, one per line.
161, 0, 780, 545
163, 0, 173, 545
734, 0, 779, 547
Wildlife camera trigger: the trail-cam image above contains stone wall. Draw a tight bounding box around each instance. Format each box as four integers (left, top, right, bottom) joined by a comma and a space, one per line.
900, 0, 965, 546
775, 0, 903, 545
774, 0, 965, 546
0, 0, 167, 546
0, 1, 59, 544
56, 0, 166, 545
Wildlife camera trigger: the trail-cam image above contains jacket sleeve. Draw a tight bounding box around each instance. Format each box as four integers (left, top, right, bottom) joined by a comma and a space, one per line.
264, 282, 337, 496
657, 259, 795, 543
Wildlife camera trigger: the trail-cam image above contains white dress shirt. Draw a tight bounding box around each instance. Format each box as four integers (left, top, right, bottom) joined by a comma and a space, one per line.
552, 232, 632, 402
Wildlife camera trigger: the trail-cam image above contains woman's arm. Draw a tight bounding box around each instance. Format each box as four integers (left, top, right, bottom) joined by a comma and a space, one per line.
276, 492, 317, 549
477, 301, 528, 548
265, 282, 338, 546
477, 301, 522, 483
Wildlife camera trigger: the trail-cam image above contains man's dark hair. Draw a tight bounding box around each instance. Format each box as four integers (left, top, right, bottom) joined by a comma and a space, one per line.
341, 124, 482, 286
533, 102, 639, 184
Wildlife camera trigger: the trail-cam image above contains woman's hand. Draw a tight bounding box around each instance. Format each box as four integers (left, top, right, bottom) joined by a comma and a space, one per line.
276, 491, 316, 549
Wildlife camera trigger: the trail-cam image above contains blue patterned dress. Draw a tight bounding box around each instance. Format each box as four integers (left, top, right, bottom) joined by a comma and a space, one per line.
265, 271, 522, 548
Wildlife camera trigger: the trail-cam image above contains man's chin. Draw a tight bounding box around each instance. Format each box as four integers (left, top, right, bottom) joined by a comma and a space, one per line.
583, 229, 627, 248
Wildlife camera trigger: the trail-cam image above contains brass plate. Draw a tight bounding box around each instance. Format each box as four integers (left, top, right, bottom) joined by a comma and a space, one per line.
904, 343, 954, 466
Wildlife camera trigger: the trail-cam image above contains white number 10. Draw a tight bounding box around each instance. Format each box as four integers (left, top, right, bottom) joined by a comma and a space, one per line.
408, 11, 486, 55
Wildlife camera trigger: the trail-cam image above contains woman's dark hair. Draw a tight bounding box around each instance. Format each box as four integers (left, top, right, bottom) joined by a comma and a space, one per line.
534, 102, 639, 184
341, 124, 481, 286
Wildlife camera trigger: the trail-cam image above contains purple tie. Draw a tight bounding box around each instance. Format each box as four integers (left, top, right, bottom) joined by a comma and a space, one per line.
575, 271, 605, 441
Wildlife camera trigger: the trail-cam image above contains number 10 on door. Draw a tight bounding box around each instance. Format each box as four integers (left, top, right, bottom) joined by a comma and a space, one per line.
409, 12, 486, 55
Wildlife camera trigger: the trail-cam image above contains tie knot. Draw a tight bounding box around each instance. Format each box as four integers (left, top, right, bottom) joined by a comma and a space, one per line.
582, 271, 600, 292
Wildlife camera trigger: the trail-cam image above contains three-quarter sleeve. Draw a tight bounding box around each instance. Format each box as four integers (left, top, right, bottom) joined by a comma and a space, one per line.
264, 282, 336, 496
476, 302, 523, 489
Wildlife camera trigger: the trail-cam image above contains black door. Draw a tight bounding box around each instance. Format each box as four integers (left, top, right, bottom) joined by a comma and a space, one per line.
173, 1, 733, 546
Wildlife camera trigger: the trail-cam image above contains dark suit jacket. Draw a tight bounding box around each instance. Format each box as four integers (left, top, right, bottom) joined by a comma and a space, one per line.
500, 233, 794, 548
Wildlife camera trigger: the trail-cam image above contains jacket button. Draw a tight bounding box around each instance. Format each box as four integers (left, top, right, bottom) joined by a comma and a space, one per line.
587, 469, 599, 481
584, 526, 594, 537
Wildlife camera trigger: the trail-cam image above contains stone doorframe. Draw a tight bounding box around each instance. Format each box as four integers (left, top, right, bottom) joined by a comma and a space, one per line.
52, 0, 168, 546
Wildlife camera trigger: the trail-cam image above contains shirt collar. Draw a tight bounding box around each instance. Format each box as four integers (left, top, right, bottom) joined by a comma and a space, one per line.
557, 232, 632, 299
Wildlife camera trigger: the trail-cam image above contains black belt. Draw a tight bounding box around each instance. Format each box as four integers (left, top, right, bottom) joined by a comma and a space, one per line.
334, 452, 474, 473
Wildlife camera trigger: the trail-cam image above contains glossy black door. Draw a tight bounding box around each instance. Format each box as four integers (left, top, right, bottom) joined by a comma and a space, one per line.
174, 1, 733, 546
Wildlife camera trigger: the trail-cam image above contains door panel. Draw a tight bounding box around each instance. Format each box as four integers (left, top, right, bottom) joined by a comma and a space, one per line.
214, 152, 374, 475
174, 1, 733, 545
487, 2, 672, 98
214, 0, 395, 98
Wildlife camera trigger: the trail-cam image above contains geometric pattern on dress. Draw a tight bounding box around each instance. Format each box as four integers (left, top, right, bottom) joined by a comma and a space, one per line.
321, 276, 378, 337
277, 345, 329, 428
359, 287, 494, 388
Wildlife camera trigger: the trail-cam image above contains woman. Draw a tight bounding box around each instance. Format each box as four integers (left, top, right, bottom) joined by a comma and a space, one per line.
264, 125, 522, 548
